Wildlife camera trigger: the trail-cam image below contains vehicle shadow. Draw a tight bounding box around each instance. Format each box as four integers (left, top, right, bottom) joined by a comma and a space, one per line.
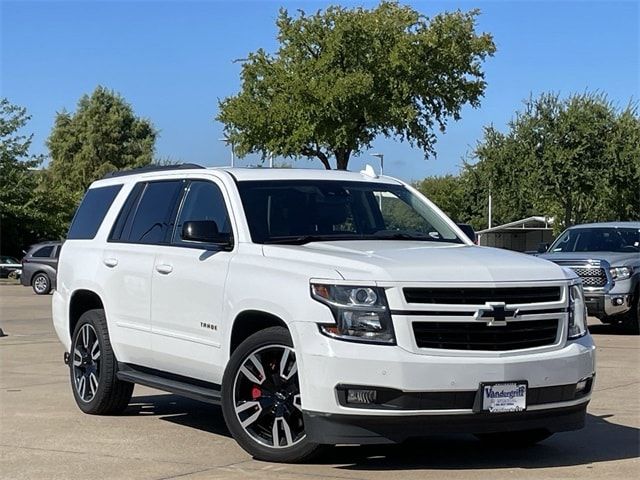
125, 394, 639, 470
125, 393, 232, 438
322, 413, 640, 471
588, 323, 629, 335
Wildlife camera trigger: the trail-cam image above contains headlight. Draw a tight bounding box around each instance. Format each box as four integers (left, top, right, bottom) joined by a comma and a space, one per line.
610, 266, 632, 281
311, 283, 395, 345
568, 283, 588, 339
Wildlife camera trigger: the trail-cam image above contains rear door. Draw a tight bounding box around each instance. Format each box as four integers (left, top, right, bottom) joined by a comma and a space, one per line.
150, 177, 234, 382
102, 179, 183, 367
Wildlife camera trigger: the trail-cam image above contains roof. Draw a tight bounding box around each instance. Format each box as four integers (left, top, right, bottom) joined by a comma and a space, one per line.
477, 216, 554, 234
568, 221, 640, 229
217, 166, 401, 184
95, 164, 402, 186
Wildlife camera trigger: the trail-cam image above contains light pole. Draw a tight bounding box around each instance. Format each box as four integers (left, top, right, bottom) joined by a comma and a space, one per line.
370, 153, 384, 176
218, 137, 235, 167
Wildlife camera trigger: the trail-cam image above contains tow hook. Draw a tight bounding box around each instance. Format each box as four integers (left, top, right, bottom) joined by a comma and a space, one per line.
63, 352, 70, 365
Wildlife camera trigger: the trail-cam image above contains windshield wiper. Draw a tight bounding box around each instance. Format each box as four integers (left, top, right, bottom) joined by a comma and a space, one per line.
262, 234, 362, 245
372, 232, 437, 241
264, 235, 343, 245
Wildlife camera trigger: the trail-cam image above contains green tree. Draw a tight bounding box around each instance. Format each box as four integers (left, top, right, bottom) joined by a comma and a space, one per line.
218, 2, 496, 170
47, 86, 157, 197
415, 175, 466, 222
0, 99, 61, 255
467, 92, 640, 231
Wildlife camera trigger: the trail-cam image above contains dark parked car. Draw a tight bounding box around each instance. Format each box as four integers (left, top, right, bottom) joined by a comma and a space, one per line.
20, 241, 62, 295
0, 256, 22, 278
539, 222, 640, 333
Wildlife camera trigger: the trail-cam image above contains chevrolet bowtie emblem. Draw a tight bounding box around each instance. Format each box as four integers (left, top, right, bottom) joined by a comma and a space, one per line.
474, 302, 519, 326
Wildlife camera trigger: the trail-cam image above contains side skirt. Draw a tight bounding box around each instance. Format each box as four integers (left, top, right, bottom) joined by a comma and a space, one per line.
116, 362, 222, 405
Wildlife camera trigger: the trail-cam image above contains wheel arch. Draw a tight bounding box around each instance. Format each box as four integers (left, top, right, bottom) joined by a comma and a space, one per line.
229, 310, 289, 355
69, 289, 105, 338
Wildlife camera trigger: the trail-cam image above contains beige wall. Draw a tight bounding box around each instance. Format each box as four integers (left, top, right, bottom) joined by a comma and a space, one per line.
479, 229, 555, 252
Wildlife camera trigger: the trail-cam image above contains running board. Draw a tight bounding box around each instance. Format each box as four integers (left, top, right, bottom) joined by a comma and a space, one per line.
116, 363, 222, 405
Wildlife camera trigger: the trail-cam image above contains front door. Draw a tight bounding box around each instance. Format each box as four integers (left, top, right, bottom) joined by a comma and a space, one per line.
150, 178, 234, 383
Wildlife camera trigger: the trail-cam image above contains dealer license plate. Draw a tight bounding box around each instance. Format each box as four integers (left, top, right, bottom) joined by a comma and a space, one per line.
482, 382, 527, 413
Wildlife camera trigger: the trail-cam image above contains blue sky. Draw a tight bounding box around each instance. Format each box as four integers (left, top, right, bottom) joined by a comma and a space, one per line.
1, 0, 638, 181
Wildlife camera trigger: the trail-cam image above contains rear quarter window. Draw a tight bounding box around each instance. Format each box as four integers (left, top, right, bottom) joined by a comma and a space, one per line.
67, 185, 123, 240
31, 245, 54, 258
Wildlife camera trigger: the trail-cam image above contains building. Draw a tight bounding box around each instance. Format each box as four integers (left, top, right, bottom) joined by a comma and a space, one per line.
477, 216, 554, 253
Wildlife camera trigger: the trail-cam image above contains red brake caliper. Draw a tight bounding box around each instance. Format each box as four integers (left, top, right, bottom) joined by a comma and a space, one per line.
251, 386, 262, 400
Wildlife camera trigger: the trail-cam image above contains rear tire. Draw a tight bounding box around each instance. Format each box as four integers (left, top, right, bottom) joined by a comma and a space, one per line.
32, 273, 51, 295
475, 429, 553, 447
70, 309, 133, 414
221, 326, 323, 463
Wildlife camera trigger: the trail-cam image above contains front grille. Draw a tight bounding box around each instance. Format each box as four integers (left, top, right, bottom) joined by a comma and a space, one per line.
412, 319, 559, 351
570, 267, 607, 288
403, 287, 561, 305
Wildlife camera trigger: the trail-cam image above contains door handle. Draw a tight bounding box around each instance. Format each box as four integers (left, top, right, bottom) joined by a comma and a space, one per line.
155, 264, 173, 275
103, 258, 118, 268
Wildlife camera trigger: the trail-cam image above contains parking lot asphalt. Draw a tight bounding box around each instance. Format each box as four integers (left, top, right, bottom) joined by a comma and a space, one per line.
0, 283, 638, 480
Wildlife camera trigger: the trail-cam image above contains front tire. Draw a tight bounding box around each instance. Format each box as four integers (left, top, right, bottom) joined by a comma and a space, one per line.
475, 429, 553, 447
32, 273, 51, 295
70, 309, 133, 414
221, 326, 322, 462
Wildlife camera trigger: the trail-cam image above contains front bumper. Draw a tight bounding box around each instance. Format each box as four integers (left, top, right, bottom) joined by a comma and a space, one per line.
304, 403, 588, 444
292, 321, 595, 443
584, 292, 632, 318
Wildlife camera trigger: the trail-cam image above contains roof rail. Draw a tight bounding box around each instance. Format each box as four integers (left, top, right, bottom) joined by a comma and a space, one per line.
102, 163, 205, 179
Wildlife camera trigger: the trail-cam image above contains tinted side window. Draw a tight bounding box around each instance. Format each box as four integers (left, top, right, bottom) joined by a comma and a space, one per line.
67, 185, 123, 240
32, 246, 54, 258
109, 183, 145, 242
127, 181, 182, 244
173, 181, 232, 245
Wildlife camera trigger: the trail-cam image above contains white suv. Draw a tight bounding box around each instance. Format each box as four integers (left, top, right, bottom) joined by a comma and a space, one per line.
53, 164, 595, 462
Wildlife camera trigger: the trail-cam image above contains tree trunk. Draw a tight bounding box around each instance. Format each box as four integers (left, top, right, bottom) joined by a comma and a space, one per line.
563, 196, 573, 229
335, 149, 351, 170
316, 151, 331, 170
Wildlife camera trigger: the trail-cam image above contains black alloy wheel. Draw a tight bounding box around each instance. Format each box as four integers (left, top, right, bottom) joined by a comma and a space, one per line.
72, 323, 101, 403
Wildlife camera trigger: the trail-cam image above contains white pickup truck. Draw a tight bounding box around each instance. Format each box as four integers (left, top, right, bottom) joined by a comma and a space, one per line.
52, 165, 595, 462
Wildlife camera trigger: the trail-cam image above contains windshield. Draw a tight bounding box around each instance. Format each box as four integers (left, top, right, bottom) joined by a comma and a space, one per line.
549, 227, 640, 253
0, 256, 19, 264
237, 180, 463, 245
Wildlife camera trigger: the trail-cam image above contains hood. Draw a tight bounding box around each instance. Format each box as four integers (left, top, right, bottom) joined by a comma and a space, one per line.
263, 241, 568, 283
539, 251, 640, 268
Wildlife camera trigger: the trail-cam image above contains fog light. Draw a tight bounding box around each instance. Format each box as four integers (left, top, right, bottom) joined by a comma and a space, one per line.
575, 375, 593, 396
612, 297, 624, 306
347, 389, 377, 404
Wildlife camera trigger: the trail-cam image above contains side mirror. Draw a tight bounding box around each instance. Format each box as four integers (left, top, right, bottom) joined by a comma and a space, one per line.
457, 223, 477, 243
537, 242, 550, 254
182, 220, 231, 248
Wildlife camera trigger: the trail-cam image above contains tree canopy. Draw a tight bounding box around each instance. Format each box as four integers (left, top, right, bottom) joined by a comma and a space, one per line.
47, 86, 157, 196
217, 1, 496, 170
0, 99, 61, 256
460, 92, 640, 231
